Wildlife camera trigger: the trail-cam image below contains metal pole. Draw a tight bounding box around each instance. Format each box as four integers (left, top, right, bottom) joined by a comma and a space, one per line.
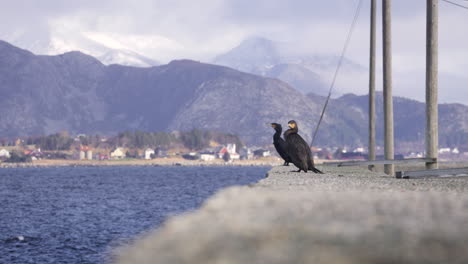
426, 0, 438, 169
382, 0, 394, 175
368, 0, 376, 171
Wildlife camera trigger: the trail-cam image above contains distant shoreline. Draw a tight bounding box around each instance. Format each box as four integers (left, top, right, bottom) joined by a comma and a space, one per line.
0, 157, 283, 168
1, 158, 465, 169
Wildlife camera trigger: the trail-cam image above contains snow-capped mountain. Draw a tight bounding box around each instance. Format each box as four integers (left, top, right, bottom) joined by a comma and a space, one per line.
213, 37, 366, 96
213, 37, 282, 75
98, 49, 159, 67
2, 31, 160, 67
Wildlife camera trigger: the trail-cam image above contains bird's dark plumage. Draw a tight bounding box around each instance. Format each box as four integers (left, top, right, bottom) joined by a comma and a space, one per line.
270, 123, 292, 166
283, 120, 323, 173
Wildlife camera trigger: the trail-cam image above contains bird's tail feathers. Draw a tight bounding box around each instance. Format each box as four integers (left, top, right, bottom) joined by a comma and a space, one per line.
310, 167, 324, 174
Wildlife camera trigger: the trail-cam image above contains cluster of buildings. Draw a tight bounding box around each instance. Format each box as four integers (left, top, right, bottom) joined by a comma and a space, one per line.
182, 144, 271, 161
74, 144, 268, 161
75, 143, 273, 162
2, 144, 467, 163
78, 147, 162, 161
0, 148, 45, 161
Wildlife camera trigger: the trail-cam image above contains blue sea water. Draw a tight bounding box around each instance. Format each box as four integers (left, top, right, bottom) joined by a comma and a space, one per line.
0, 166, 269, 264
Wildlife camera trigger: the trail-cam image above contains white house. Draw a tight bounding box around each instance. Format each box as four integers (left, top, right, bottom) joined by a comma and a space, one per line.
200, 152, 216, 161
353, 147, 365, 153
230, 153, 240, 160
439, 148, 451, 154
110, 147, 125, 159
0, 149, 10, 158
145, 148, 155, 160
226, 144, 236, 154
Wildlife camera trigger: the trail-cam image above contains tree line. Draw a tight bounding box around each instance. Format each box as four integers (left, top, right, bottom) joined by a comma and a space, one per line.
114, 129, 244, 150
9, 129, 244, 151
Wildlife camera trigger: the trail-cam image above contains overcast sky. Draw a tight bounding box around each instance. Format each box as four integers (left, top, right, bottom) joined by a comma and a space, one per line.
1, 0, 467, 104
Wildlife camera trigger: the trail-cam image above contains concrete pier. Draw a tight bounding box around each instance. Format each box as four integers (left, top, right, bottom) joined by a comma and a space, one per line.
116, 165, 468, 264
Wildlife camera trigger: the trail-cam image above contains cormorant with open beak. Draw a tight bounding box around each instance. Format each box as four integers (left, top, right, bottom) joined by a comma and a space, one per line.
283, 120, 323, 173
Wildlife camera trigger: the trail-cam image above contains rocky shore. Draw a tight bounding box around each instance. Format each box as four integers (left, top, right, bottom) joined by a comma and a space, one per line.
116, 164, 468, 264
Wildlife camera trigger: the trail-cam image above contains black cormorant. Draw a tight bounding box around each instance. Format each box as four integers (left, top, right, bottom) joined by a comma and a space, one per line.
270, 123, 292, 166
283, 120, 323, 173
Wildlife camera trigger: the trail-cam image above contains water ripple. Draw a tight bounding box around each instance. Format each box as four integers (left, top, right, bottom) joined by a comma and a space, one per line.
0, 166, 268, 264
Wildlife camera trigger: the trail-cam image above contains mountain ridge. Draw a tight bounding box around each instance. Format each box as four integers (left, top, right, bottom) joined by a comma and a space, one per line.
0, 40, 466, 149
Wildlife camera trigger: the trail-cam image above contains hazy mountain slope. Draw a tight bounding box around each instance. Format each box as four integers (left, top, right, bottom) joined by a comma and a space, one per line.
213, 37, 281, 75
96, 60, 324, 143
0, 41, 107, 136
0, 41, 322, 144
315, 93, 468, 149
0, 40, 466, 148
265, 63, 328, 96
212, 37, 364, 96
168, 63, 323, 143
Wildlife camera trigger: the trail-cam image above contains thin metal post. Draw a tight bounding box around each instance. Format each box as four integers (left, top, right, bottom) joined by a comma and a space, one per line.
382, 0, 394, 175
426, 0, 438, 169
368, 0, 376, 171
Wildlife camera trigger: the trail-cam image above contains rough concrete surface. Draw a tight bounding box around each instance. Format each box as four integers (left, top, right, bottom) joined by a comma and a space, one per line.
116, 165, 468, 264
